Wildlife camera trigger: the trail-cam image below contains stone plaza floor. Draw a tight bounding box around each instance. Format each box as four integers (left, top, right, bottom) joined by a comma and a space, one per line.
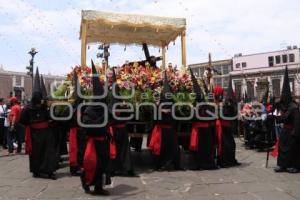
0, 139, 300, 200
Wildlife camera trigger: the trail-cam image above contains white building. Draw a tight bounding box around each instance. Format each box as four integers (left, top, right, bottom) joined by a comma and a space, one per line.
231, 46, 300, 100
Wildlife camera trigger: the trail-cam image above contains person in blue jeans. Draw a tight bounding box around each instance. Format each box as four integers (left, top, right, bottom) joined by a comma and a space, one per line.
7, 97, 22, 154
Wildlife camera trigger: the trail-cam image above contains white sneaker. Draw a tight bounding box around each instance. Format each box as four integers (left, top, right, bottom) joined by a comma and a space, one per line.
13, 142, 18, 148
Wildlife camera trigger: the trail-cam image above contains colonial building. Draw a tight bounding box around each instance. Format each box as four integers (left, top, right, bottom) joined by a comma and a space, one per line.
0, 65, 64, 102
189, 58, 233, 89
231, 46, 300, 100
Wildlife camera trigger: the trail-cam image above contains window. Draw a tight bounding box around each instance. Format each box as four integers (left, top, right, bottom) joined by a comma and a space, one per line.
235, 63, 240, 68
15, 76, 21, 86
289, 78, 295, 95
272, 79, 281, 97
223, 77, 229, 88
200, 67, 205, 77
268, 56, 274, 66
214, 78, 222, 86
192, 68, 200, 77
282, 55, 287, 63
222, 65, 229, 74
242, 62, 247, 68
275, 55, 281, 64
246, 81, 255, 100
289, 54, 295, 62
234, 81, 242, 99
214, 65, 221, 74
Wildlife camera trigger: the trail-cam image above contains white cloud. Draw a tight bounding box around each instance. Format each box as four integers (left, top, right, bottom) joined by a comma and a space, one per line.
0, 0, 300, 74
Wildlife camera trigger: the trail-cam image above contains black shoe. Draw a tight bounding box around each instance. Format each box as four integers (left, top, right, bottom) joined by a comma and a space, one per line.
80, 172, 90, 193
94, 188, 109, 196
274, 166, 286, 173
127, 170, 139, 177
48, 173, 56, 180
174, 166, 186, 171
33, 173, 40, 178
287, 168, 299, 173
189, 166, 201, 170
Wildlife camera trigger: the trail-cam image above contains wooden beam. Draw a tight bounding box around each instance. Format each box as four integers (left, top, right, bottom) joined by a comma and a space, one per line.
162, 44, 166, 70
81, 23, 87, 67
181, 30, 187, 71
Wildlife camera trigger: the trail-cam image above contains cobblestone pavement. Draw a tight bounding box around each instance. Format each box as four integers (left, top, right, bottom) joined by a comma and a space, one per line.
0, 139, 299, 200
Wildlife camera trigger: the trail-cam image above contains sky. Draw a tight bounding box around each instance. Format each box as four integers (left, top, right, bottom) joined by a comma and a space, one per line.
0, 0, 299, 75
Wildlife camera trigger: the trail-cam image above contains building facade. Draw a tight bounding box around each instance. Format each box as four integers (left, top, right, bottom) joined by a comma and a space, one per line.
231, 47, 300, 101
189, 47, 300, 101
0, 66, 64, 102
189, 59, 233, 89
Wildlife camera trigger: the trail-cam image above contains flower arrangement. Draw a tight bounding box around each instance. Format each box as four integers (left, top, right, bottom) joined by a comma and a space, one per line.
54, 62, 197, 107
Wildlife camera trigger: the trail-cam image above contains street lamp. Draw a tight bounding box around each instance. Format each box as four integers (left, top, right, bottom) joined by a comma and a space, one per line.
26, 48, 38, 88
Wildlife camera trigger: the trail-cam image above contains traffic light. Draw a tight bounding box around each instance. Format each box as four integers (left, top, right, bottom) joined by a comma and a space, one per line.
26, 65, 33, 77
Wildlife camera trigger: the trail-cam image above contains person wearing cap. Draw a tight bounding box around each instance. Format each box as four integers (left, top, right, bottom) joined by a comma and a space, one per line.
20, 68, 57, 179
148, 71, 182, 171
274, 67, 300, 173
80, 60, 111, 195
7, 96, 22, 154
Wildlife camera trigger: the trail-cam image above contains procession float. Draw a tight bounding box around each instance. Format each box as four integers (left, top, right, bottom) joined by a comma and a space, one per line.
53, 10, 217, 148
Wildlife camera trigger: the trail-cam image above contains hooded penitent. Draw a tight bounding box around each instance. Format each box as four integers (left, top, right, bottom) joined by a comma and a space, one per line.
280, 66, 292, 108
189, 67, 203, 103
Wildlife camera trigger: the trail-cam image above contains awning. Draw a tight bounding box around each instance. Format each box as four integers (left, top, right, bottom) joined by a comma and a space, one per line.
80, 10, 186, 46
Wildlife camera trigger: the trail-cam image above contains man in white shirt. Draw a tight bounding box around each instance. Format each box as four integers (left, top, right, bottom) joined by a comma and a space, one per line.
0, 98, 7, 149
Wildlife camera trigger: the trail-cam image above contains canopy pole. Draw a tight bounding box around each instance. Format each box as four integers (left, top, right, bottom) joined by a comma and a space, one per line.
81, 23, 87, 67
162, 44, 166, 70
181, 30, 187, 71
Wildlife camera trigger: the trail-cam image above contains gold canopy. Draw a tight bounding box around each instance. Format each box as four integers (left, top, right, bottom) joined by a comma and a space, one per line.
80, 10, 187, 69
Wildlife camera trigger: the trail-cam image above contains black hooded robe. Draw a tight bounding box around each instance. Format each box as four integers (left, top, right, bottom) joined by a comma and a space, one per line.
20, 104, 57, 175
81, 106, 110, 189
149, 110, 181, 170
276, 102, 300, 169
108, 112, 134, 175
217, 103, 239, 167
190, 105, 217, 170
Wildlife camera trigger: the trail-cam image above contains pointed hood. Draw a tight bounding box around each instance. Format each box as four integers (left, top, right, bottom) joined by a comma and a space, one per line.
280, 66, 292, 106
31, 67, 42, 105
91, 59, 105, 102
33, 67, 41, 93
189, 67, 203, 103
72, 72, 82, 106
40, 75, 47, 100
225, 75, 236, 103
160, 71, 173, 104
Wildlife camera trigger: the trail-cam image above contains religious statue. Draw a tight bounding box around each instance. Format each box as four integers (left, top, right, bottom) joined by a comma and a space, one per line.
203, 53, 214, 92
